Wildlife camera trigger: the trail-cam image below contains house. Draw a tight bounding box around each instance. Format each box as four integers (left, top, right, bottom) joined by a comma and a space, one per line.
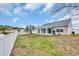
10, 27, 26, 35
18, 28, 25, 35
34, 19, 72, 35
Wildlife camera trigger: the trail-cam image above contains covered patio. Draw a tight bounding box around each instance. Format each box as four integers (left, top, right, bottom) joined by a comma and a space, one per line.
37, 27, 53, 35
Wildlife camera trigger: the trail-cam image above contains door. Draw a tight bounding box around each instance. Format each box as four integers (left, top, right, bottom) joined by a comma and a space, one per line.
52, 30, 55, 34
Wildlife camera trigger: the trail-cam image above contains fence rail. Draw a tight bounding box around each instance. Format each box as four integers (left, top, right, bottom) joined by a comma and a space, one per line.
0, 31, 18, 56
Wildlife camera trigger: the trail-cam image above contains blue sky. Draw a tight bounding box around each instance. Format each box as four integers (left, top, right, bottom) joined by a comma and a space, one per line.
0, 3, 79, 29
0, 3, 67, 28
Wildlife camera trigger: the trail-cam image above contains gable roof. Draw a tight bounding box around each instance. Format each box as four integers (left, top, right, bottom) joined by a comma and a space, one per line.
40, 19, 71, 28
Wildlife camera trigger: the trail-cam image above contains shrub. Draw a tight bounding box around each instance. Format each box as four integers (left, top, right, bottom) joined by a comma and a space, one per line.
2, 31, 10, 35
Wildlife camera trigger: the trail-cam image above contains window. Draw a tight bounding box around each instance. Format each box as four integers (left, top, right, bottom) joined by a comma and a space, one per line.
56, 29, 59, 32
48, 28, 51, 34
56, 29, 63, 32
60, 29, 63, 32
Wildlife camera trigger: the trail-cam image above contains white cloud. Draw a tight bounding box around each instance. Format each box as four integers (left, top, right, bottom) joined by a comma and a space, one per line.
13, 17, 20, 23
70, 6, 79, 15
51, 8, 67, 17
13, 7, 27, 15
20, 24, 26, 28
23, 3, 41, 12
71, 8, 79, 16
42, 3, 54, 13
0, 8, 12, 16
58, 14, 79, 29
0, 4, 13, 16
45, 19, 56, 23
58, 14, 71, 21
0, 4, 13, 10
13, 7, 22, 14
32, 24, 41, 26
71, 15, 79, 29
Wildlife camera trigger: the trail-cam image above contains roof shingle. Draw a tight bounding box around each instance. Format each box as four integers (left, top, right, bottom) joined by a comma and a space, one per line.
40, 19, 71, 28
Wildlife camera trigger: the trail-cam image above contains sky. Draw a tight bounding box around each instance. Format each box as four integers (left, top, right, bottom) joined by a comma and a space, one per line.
0, 3, 79, 29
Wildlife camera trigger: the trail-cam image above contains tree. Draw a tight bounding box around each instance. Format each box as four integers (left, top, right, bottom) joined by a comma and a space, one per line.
0, 25, 12, 35
25, 25, 29, 31
0, 25, 9, 31
25, 25, 35, 34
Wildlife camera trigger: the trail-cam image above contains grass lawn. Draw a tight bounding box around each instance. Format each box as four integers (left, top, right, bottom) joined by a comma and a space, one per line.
11, 34, 79, 56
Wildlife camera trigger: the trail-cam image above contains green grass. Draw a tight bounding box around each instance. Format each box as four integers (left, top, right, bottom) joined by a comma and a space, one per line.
12, 34, 64, 56
71, 34, 79, 36
11, 34, 79, 56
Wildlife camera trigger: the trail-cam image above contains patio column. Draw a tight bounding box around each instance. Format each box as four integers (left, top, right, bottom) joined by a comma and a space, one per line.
51, 28, 52, 35
40, 28, 42, 34
45, 28, 48, 35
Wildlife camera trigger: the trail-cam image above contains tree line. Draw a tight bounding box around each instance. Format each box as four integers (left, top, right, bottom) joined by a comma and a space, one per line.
0, 25, 36, 34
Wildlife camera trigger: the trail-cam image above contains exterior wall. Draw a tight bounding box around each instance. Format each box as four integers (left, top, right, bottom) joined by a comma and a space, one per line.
52, 27, 69, 35
19, 29, 26, 35
68, 21, 72, 35
33, 27, 70, 35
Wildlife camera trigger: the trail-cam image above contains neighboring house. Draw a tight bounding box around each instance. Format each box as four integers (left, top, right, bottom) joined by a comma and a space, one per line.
11, 27, 26, 35
33, 19, 72, 35
18, 28, 26, 35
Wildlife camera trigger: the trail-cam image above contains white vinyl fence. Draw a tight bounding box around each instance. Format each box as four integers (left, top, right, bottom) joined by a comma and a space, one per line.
0, 31, 18, 56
